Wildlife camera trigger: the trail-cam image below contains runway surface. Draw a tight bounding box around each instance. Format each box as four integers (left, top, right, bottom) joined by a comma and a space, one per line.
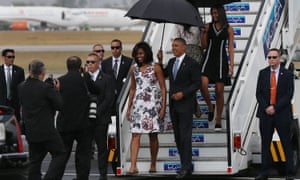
0, 44, 135, 51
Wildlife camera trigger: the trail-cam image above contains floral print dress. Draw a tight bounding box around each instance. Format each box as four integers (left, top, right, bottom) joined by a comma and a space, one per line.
129, 63, 162, 133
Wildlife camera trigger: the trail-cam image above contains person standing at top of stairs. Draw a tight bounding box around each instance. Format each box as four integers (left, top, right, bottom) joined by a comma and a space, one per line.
200, 4, 234, 131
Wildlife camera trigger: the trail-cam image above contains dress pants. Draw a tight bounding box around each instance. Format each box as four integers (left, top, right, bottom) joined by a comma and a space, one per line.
93, 122, 109, 176
170, 103, 193, 171
28, 137, 66, 180
259, 115, 293, 176
59, 127, 93, 180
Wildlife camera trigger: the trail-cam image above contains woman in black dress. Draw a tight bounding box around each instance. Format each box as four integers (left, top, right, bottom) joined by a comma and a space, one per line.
200, 5, 234, 131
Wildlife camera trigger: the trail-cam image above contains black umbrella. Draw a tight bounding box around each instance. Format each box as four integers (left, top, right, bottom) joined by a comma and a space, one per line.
125, 0, 204, 49
187, 0, 241, 7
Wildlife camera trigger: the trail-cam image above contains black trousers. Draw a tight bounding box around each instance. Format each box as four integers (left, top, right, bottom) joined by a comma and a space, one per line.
59, 127, 93, 180
170, 104, 193, 171
28, 137, 66, 180
93, 123, 109, 176
259, 115, 293, 176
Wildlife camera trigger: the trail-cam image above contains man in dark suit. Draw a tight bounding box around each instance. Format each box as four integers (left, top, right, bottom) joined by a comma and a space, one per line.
157, 38, 201, 179
0, 49, 25, 129
101, 39, 132, 115
56, 56, 93, 180
86, 53, 115, 180
18, 60, 66, 180
255, 48, 294, 180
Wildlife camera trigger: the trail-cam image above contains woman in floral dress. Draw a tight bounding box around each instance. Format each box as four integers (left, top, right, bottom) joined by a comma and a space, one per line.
127, 42, 166, 174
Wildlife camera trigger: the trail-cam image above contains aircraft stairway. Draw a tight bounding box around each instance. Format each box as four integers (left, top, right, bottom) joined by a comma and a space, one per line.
114, 0, 297, 175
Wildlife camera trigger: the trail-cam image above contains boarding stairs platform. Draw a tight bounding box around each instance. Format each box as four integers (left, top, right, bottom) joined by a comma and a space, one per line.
114, 0, 300, 176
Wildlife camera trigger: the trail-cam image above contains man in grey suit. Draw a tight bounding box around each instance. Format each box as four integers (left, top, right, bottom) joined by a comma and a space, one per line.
18, 60, 66, 180
158, 38, 201, 179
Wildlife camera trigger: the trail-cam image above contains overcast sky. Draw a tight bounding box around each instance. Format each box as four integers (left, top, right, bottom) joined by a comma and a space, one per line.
0, 0, 139, 9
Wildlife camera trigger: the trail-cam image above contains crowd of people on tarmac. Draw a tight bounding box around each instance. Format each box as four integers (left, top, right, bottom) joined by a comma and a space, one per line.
0, 4, 295, 180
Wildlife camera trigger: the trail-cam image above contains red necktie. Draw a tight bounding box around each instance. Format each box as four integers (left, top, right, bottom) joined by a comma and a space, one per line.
270, 71, 276, 105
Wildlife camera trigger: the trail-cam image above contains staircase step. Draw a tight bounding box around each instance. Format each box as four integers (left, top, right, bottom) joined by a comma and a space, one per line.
136, 145, 227, 158
140, 132, 227, 144
122, 161, 229, 175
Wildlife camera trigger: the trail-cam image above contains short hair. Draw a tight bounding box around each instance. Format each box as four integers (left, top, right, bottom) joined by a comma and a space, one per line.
173, 37, 187, 45
92, 43, 103, 49
66, 56, 82, 71
268, 48, 281, 56
111, 39, 122, 48
132, 42, 153, 67
87, 52, 99, 61
29, 60, 45, 78
2, 49, 15, 57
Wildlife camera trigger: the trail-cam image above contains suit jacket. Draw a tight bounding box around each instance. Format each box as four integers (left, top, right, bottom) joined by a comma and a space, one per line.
18, 78, 62, 143
85, 70, 115, 125
102, 55, 133, 97
0, 64, 25, 110
256, 65, 294, 120
56, 71, 90, 132
164, 55, 201, 111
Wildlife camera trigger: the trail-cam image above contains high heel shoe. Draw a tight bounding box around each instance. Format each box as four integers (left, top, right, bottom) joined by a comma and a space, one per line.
127, 168, 139, 175
208, 104, 215, 122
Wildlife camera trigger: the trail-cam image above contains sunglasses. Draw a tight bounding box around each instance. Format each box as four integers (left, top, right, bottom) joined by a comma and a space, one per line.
6, 56, 15, 59
267, 56, 278, 59
111, 46, 121, 50
94, 50, 105, 53
86, 60, 96, 64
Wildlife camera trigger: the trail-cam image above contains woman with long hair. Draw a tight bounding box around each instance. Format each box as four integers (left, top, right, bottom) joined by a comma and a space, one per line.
200, 5, 234, 131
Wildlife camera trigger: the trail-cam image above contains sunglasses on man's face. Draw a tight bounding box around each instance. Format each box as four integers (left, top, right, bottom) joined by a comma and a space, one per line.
94, 50, 105, 53
267, 56, 278, 60
86, 60, 97, 64
111, 46, 121, 50
6, 56, 15, 59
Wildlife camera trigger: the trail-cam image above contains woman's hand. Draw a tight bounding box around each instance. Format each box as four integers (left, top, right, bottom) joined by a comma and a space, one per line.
159, 108, 166, 122
228, 66, 234, 77
126, 109, 131, 122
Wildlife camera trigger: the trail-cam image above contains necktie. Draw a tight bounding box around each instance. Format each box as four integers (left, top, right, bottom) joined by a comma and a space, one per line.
270, 70, 276, 105
113, 59, 118, 79
173, 58, 180, 79
6, 67, 12, 100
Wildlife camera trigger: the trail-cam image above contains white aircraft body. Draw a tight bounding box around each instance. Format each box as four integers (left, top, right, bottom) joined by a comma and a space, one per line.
0, 6, 87, 29
0, 6, 140, 30
70, 8, 139, 29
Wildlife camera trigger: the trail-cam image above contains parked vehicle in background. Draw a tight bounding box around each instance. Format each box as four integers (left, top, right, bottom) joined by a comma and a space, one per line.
0, 105, 28, 179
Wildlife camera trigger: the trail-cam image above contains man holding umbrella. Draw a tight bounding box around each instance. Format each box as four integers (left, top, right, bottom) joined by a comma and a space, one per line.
157, 38, 201, 179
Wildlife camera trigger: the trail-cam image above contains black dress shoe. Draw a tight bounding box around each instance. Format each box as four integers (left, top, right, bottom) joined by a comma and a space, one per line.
99, 174, 107, 180
255, 174, 268, 180
286, 176, 294, 180
176, 170, 191, 179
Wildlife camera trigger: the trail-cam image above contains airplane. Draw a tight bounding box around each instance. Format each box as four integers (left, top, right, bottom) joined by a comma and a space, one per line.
70, 8, 140, 30
0, 6, 141, 31
0, 6, 88, 30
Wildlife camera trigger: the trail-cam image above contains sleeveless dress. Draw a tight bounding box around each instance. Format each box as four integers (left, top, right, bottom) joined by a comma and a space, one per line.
129, 63, 162, 133
201, 23, 231, 84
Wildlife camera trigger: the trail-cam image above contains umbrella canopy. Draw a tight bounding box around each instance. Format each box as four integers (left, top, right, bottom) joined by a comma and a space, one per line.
125, 0, 203, 27
187, 0, 241, 7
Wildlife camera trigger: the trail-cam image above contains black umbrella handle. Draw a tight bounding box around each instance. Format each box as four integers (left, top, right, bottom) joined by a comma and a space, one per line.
160, 23, 166, 50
